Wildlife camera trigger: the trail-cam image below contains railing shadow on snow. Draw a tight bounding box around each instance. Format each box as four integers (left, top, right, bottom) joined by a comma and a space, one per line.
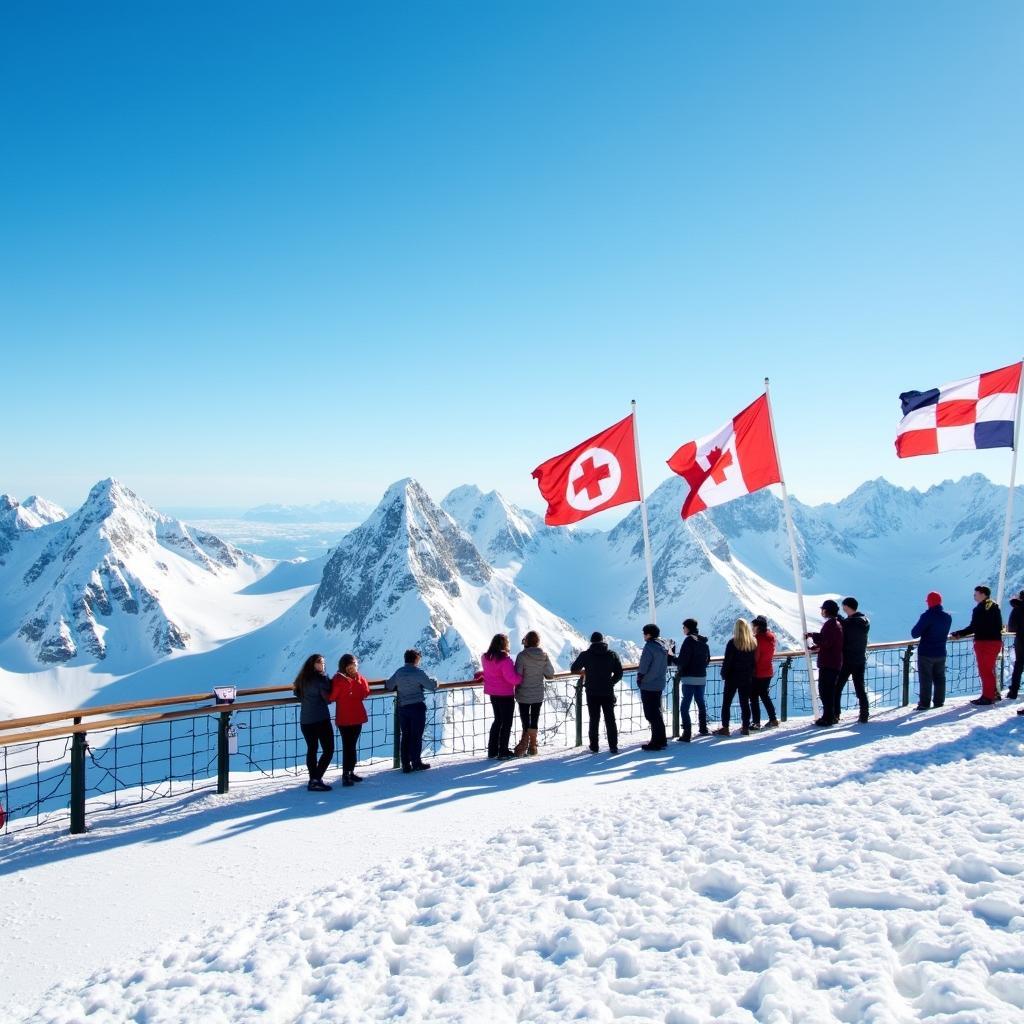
0, 694, 1016, 878
0, 636, 1010, 840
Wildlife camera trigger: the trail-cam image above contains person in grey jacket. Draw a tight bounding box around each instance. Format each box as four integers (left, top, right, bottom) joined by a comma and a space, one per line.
637, 624, 670, 750
292, 653, 334, 791
513, 631, 554, 756
385, 649, 439, 773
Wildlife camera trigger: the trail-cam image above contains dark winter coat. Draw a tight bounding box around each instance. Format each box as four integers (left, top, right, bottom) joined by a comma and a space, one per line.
809, 617, 844, 670
637, 636, 671, 692
841, 612, 870, 665
297, 670, 333, 726
672, 634, 710, 680
570, 642, 624, 698
1008, 597, 1024, 644
953, 599, 1003, 642
911, 605, 952, 658
721, 640, 755, 686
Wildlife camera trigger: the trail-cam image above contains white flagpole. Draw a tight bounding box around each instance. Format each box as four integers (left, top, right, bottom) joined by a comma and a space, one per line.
996, 358, 1024, 609
631, 399, 657, 624
764, 378, 818, 717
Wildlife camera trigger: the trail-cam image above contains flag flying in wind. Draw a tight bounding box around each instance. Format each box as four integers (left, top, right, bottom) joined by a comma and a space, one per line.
532, 414, 641, 526
896, 362, 1022, 458
666, 394, 781, 519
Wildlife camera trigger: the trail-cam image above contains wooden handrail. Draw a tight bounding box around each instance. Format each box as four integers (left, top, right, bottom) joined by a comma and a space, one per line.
0, 635, 966, 747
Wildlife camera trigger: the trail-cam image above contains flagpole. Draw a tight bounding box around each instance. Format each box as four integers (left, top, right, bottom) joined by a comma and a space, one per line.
996, 358, 1024, 609
631, 399, 657, 624
763, 378, 818, 717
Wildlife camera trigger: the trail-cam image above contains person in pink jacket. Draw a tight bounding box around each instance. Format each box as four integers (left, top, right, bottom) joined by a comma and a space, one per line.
476, 633, 522, 759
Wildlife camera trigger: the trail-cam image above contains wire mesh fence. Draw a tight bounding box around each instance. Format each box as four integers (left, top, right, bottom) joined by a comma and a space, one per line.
1, 636, 1017, 836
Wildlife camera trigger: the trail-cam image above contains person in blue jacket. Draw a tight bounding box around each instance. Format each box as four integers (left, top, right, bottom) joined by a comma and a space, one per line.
911, 591, 953, 710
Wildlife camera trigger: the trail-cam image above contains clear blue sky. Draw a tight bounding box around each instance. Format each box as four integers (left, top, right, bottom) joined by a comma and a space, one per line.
3, 1, 1022, 514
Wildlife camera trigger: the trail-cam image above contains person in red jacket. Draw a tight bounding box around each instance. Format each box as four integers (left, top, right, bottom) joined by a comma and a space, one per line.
330, 653, 371, 786
806, 599, 844, 727
750, 616, 779, 729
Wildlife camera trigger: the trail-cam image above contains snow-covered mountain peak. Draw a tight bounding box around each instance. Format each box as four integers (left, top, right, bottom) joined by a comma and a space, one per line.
441, 484, 541, 566
20, 495, 67, 526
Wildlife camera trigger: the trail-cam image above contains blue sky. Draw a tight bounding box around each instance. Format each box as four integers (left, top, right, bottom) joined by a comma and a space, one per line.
3, 1, 1022, 515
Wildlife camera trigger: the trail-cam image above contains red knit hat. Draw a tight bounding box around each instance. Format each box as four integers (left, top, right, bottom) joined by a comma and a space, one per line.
926, 591, 942, 607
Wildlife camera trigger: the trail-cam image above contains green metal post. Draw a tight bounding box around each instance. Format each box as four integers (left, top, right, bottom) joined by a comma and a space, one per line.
217, 712, 230, 795
780, 658, 790, 723
70, 719, 86, 835
574, 681, 583, 747
671, 677, 680, 738
392, 696, 401, 769
902, 645, 913, 706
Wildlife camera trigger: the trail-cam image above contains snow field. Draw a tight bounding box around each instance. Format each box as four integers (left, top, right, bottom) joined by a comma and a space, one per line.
13, 706, 1024, 1023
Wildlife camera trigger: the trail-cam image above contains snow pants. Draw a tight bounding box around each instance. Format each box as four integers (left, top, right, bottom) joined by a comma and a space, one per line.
974, 640, 1001, 700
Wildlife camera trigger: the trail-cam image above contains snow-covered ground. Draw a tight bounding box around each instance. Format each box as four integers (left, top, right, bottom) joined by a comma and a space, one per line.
3, 700, 1024, 1023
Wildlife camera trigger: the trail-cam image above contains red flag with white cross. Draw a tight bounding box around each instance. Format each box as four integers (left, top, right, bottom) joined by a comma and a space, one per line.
666, 394, 781, 519
531, 414, 641, 526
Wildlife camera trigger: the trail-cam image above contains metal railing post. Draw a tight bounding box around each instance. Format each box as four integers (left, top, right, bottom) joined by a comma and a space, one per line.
780, 658, 790, 723
574, 680, 583, 747
902, 645, 913, 707
70, 718, 86, 835
671, 676, 680, 738
392, 696, 401, 769
217, 712, 231, 795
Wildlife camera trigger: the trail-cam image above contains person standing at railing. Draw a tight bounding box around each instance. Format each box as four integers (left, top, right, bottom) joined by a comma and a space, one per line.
385, 649, 438, 773
293, 653, 335, 792
1006, 590, 1024, 700
330, 653, 370, 787
513, 631, 554, 756
750, 616, 779, 730
477, 634, 522, 760
570, 631, 623, 753
807, 600, 844, 727
715, 619, 757, 736
951, 585, 1004, 706
836, 598, 871, 724
637, 624, 671, 750
911, 592, 952, 710
672, 618, 710, 742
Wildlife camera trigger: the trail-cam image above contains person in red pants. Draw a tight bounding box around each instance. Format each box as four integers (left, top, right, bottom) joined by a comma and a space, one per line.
951, 585, 1004, 705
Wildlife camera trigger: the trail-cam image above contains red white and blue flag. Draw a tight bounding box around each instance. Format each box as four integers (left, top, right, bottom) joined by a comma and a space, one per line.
896, 362, 1023, 459
666, 394, 781, 519
532, 414, 641, 526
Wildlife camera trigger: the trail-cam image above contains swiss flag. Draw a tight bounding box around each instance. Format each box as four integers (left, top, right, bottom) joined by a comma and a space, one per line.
532, 414, 641, 526
667, 394, 781, 519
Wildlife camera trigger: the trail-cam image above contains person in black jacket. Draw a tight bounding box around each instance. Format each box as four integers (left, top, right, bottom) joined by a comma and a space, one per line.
292, 653, 335, 792
570, 632, 624, 753
714, 619, 757, 736
1008, 590, 1024, 700
836, 597, 871, 724
671, 618, 710, 742
951, 585, 1004, 705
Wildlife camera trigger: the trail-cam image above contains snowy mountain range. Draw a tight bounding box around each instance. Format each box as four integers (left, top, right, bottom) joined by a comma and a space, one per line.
1, 471, 1020, 718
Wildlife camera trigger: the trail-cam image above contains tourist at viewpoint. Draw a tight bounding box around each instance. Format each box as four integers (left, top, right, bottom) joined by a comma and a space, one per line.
750, 616, 779, 729
570, 631, 623, 753
807, 600, 844, 726
672, 618, 710, 742
951, 585, 1004, 705
513, 631, 554, 756
911, 592, 952, 710
837, 597, 871, 723
715, 618, 757, 736
385, 649, 438, 772
293, 653, 335, 791
330, 653, 370, 786
477, 633, 521, 759
637, 624, 671, 750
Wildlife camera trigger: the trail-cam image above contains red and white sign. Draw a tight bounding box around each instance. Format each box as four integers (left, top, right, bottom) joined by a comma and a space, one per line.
666, 394, 781, 519
532, 414, 641, 526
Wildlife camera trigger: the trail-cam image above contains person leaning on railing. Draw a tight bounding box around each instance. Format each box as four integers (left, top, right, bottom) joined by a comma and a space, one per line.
837, 598, 870, 724
330, 653, 370, 787
476, 634, 522, 760
749, 616, 779, 730
637, 624, 671, 751
385, 650, 438, 773
293, 653, 335, 792
513, 631, 554, 757
1007, 590, 1024, 700
950, 585, 1003, 706
807, 600, 844, 727
570, 631, 623, 754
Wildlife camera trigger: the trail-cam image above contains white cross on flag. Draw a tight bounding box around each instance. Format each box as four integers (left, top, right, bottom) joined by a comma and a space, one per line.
666, 394, 781, 519
531, 414, 641, 525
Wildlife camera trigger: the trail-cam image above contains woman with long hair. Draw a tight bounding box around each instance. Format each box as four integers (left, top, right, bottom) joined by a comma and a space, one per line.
477, 633, 521, 759
750, 616, 779, 729
330, 653, 370, 787
292, 653, 335, 790
714, 619, 757, 737
513, 630, 554, 756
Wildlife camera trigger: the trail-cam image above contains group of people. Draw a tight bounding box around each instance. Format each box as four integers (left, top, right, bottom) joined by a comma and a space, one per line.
290, 583, 1023, 790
